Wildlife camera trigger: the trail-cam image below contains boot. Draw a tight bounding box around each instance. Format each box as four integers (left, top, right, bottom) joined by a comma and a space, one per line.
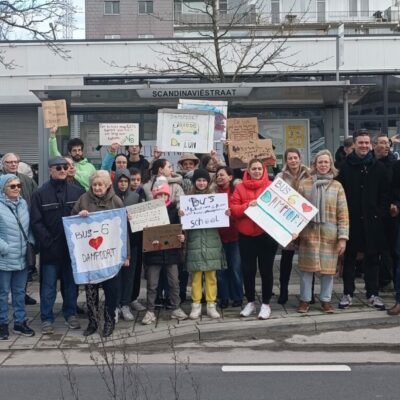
189, 303, 202, 319
206, 303, 220, 319
102, 321, 115, 338
83, 322, 97, 337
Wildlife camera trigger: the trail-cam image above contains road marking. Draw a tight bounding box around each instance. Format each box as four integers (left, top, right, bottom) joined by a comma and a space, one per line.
222, 365, 351, 372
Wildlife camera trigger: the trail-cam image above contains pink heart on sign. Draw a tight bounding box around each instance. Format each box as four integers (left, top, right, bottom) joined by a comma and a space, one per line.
89, 236, 103, 250
302, 203, 313, 213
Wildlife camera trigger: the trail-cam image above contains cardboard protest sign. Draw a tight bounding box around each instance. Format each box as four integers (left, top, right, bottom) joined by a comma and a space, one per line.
180, 193, 229, 230
227, 117, 258, 141
99, 123, 139, 146
143, 224, 182, 252
245, 177, 318, 247
228, 139, 276, 169
126, 198, 170, 233
42, 99, 68, 128
157, 109, 215, 154
62, 209, 127, 284
178, 99, 228, 141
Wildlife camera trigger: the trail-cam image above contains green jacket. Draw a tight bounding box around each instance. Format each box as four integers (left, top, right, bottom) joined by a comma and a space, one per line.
49, 137, 96, 191
185, 228, 226, 272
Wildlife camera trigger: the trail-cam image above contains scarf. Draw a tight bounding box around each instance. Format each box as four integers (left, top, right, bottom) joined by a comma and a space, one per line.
310, 173, 333, 224
347, 150, 374, 166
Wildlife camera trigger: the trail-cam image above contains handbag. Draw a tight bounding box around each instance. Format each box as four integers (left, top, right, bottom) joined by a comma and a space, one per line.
6, 206, 36, 267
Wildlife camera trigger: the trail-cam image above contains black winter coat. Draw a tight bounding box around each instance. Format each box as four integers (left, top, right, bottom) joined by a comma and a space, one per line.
337, 154, 390, 253
30, 178, 85, 264
143, 203, 183, 266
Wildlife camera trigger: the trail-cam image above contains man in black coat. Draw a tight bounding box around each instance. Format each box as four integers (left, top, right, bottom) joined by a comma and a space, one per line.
337, 130, 390, 310
30, 157, 85, 334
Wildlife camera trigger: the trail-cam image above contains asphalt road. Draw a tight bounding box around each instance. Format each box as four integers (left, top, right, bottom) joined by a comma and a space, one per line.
1, 363, 399, 400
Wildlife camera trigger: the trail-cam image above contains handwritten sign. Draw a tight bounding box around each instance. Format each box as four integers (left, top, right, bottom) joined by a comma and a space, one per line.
180, 193, 229, 230
178, 99, 228, 141
157, 109, 215, 154
42, 100, 68, 128
126, 198, 170, 233
99, 123, 139, 146
227, 117, 258, 141
228, 139, 275, 169
62, 209, 127, 284
245, 177, 318, 247
143, 224, 182, 252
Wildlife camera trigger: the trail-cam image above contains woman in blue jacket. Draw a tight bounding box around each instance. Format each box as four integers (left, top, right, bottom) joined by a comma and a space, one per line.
0, 174, 35, 339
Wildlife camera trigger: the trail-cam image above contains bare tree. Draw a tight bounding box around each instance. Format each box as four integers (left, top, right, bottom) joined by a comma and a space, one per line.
104, 0, 324, 82
0, 0, 76, 67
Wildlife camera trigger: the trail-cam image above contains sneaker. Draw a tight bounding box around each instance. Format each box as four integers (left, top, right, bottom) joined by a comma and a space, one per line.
0, 324, 9, 340
41, 321, 54, 335
338, 294, 352, 309
65, 315, 81, 330
121, 305, 135, 321
368, 295, 385, 310
131, 300, 146, 311
115, 307, 121, 324
171, 307, 188, 321
206, 303, 221, 319
25, 294, 37, 305
13, 321, 35, 337
296, 301, 310, 314
258, 304, 271, 320
142, 311, 156, 325
240, 302, 256, 317
189, 303, 202, 320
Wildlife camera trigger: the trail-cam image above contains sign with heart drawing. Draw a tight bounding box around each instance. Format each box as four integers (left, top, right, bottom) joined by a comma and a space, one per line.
62, 208, 127, 284
245, 177, 318, 247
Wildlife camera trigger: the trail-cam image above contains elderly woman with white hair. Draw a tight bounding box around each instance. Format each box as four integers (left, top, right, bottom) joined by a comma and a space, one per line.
72, 170, 128, 337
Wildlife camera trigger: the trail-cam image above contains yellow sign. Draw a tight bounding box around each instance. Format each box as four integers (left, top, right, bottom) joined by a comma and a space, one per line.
285, 125, 305, 148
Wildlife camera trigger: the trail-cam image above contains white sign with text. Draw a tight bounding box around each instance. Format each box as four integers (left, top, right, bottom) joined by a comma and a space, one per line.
99, 123, 139, 146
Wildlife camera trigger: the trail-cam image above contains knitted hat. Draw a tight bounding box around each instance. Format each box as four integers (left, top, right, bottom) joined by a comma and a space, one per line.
152, 183, 170, 198
191, 168, 211, 184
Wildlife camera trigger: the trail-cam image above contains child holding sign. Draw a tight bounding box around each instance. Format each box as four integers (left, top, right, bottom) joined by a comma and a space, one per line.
181, 169, 226, 320
141, 182, 188, 325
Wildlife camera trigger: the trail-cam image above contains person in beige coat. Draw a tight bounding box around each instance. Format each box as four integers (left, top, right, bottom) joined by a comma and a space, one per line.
297, 150, 349, 314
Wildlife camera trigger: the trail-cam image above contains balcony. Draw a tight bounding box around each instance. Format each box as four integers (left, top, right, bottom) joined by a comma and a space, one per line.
174, 11, 257, 26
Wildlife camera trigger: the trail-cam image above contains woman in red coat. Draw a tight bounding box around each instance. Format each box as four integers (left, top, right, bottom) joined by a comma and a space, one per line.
231, 159, 278, 320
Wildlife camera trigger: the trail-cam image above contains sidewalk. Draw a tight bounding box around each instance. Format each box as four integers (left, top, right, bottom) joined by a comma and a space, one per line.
1, 258, 399, 355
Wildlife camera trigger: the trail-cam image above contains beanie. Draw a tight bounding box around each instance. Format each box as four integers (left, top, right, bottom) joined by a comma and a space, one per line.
152, 183, 170, 198
191, 168, 211, 184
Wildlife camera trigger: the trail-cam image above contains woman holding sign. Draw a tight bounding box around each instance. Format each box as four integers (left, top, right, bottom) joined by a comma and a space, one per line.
231, 159, 278, 320
297, 150, 349, 314
275, 148, 311, 305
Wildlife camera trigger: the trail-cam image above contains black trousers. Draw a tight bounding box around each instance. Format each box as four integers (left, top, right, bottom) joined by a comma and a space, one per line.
279, 249, 295, 293
238, 232, 278, 304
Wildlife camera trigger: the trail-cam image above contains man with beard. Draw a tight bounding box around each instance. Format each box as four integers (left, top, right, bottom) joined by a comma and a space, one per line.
49, 127, 96, 191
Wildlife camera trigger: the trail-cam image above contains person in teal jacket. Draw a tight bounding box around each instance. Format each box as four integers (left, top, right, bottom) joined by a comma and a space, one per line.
0, 174, 35, 339
49, 127, 96, 191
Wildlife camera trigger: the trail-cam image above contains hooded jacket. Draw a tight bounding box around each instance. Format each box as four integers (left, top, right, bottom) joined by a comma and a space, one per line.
0, 174, 34, 271
230, 168, 271, 237
113, 169, 140, 207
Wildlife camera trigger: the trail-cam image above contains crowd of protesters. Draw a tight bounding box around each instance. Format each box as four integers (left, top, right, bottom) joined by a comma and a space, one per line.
2, 127, 400, 340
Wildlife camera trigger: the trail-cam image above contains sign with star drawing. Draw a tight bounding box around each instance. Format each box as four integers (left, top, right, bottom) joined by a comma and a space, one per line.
245, 177, 318, 247
62, 208, 127, 284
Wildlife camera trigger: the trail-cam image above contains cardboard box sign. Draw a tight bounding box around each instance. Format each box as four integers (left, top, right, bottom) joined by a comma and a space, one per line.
143, 224, 183, 252
228, 139, 276, 169
227, 117, 258, 141
42, 99, 68, 128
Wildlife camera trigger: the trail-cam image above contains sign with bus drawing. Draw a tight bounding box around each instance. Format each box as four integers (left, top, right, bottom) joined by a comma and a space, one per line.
157, 109, 215, 154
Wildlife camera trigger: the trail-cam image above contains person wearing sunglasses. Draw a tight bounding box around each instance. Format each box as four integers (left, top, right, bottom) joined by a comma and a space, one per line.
30, 156, 85, 335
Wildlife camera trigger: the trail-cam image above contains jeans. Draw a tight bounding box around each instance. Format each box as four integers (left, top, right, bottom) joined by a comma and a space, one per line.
0, 268, 28, 325
217, 241, 243, 302
300, 272, 333, 302
40, 263, 77, 323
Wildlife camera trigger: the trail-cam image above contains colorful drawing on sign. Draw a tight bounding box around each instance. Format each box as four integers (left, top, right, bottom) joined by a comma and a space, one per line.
245, 177, 318, 247
62, 208, 127, 284
180, 193, 229, 230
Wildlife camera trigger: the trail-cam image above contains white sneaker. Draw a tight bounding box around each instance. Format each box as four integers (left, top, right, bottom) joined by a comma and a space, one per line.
121, 305, 134, 321
115, 307, 121, 324
206, 303, 221, 319
338, 294, 353, 309
131, 300, 146, 311
240, 302, 256, 317
189, 303, 202, 320
368, 295, 385, 310
171, 308, 188, 321
258, 304, 271, 320
142, 311, 156, 325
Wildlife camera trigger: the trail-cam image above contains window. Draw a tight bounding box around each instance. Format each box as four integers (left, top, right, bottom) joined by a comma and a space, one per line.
360, 0, 369, 17
104, 34, 121, 39
138, 1, 153, 14
349, 0, 357, 17
138, 34, 154, 38
317, 0, 326, 22
271, 0, 280, 24
104, 1, 119, 15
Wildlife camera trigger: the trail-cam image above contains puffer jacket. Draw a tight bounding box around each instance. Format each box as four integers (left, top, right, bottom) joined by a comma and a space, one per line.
0, 174, 34, 271
230, 168, 271, 237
